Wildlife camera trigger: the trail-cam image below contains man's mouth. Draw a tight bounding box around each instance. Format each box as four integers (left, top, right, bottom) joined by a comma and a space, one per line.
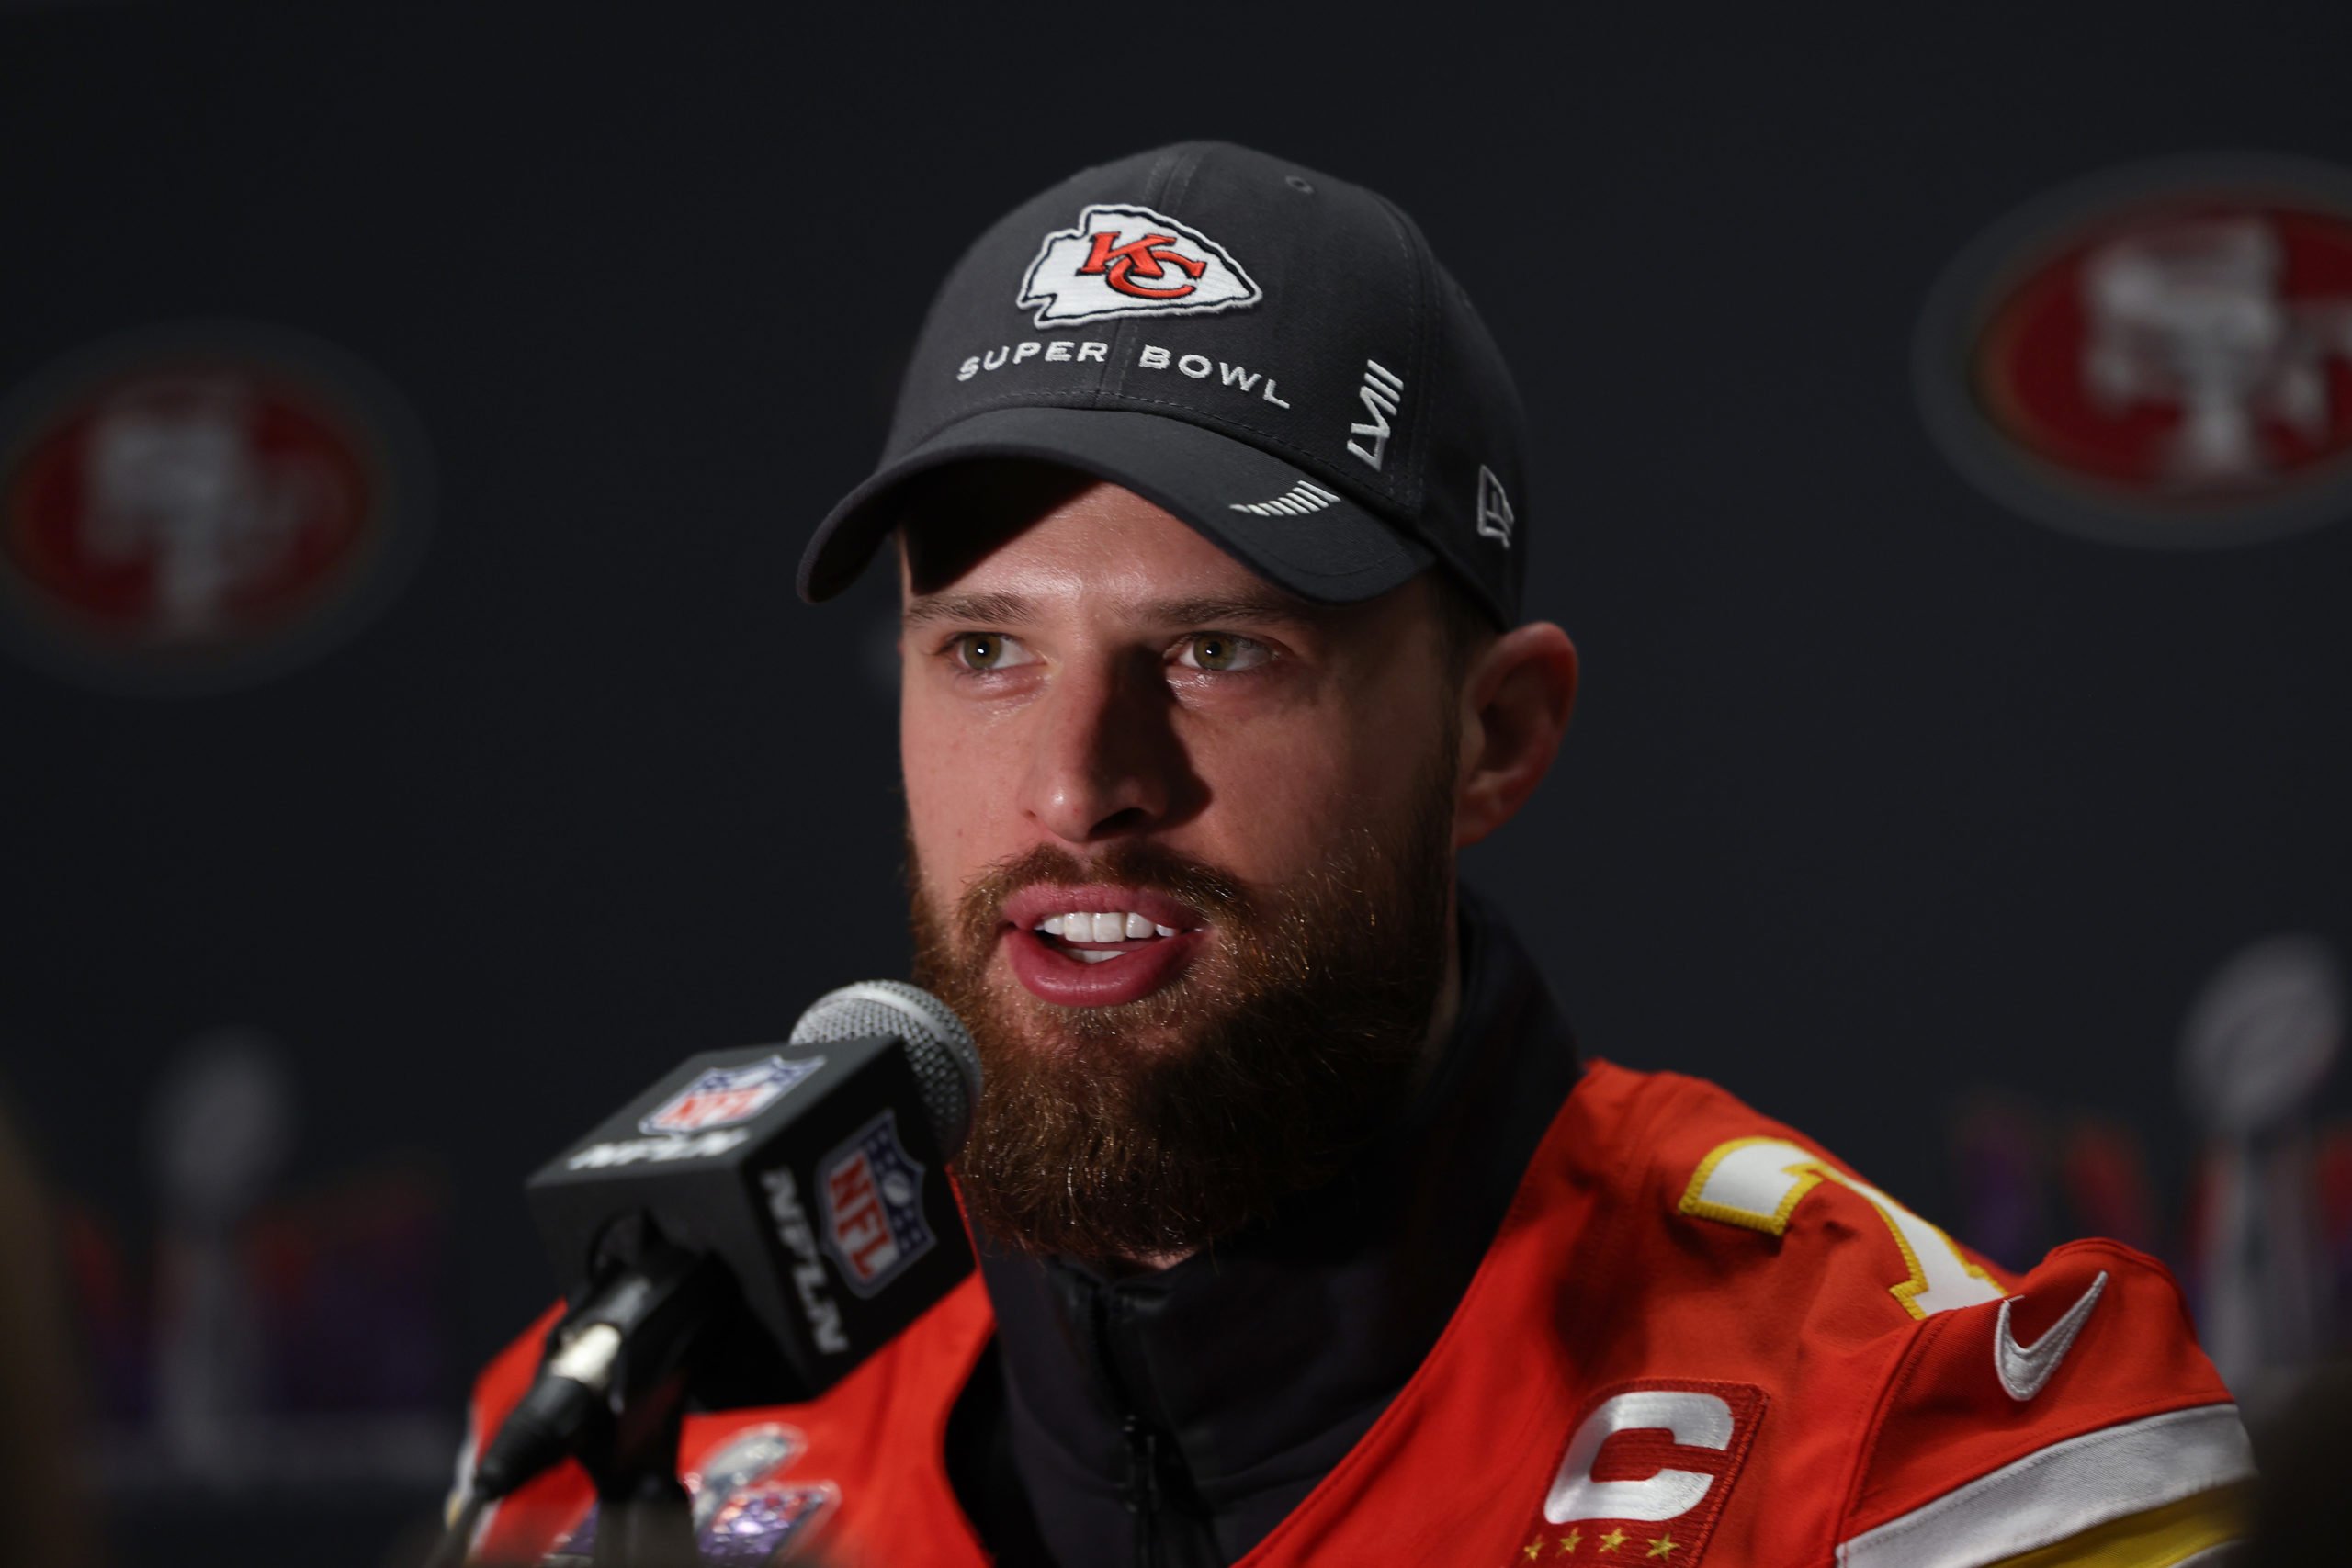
998, 886, 1206, 1005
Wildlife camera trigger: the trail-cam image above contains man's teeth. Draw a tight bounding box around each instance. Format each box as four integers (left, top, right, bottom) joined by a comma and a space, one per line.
1035, 911, 1182, 941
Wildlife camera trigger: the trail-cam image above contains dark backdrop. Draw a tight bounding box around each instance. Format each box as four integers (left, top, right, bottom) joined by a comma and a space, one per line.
2, 6, 2346, 1563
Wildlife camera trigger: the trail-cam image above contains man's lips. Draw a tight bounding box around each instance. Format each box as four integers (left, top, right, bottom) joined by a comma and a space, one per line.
998, 884, 1207, 1007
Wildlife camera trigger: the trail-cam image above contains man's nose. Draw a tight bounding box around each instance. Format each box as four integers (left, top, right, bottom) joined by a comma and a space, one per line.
1021, 654, 1190, 844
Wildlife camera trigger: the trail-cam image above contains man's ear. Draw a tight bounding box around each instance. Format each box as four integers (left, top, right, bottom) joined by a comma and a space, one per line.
1454, 622, 1578, 849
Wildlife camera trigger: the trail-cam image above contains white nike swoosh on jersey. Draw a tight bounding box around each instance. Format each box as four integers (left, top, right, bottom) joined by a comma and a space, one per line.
1995, 1269, 2109, 1402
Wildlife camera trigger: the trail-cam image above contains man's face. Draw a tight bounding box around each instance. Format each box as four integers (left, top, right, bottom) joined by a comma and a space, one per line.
899, 475, 1464, 1261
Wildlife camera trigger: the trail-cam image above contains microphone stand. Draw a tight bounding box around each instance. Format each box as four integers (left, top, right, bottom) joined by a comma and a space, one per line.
435, 1221, 723, 1567
580, 1368, 697, 1568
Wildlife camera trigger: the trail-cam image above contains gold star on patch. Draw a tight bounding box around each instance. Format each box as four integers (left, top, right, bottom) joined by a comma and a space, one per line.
1645, 1535, 1680, 1561
1557, 1532, 1582, 1555
1598, 1529, 1628, 1554
1523, 1544, 1542, 1562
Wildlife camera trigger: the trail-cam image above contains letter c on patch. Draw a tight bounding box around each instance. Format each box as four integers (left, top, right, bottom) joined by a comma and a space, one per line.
1544, 1390, 1734, 1525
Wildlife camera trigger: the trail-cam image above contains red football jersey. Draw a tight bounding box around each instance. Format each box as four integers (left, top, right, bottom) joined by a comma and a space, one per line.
460, 1061, 2251, 1566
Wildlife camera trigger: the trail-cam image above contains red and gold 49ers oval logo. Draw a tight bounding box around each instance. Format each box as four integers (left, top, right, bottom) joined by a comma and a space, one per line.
0, 322, 429, 694
1917, 155, 2352, 548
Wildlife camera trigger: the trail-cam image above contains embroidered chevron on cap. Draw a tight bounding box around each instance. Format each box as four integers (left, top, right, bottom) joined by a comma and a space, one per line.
1229, 480, 1340, 517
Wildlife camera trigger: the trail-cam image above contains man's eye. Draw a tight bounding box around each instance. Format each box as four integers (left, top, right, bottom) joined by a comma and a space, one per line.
1176, 633, 1268, 672
950, 632, 1035, 671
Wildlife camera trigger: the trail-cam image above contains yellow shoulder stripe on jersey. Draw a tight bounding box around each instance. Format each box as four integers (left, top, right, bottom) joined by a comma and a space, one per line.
1974, 1483, 2247, 1568
1837, 1405, 2255, 1568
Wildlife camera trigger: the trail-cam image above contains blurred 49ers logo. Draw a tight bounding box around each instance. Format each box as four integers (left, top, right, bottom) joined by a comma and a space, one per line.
0, 323, 428, 693
1917, 155, 2352, 547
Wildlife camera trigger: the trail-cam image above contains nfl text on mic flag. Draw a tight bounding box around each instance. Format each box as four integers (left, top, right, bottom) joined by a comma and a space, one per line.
464, 982, 980, 1504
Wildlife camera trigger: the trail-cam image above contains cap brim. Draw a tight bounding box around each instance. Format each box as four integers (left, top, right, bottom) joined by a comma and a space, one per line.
797, 406, 1432, 604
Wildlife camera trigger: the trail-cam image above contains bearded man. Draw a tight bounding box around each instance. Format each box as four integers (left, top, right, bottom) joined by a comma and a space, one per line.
463, 143, 2253, 1567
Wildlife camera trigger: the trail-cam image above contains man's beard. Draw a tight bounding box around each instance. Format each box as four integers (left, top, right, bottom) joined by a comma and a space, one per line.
908, 759, 1457, 1265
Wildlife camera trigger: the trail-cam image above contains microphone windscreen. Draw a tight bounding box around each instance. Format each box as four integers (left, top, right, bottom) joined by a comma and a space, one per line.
789, 981, 980, 1156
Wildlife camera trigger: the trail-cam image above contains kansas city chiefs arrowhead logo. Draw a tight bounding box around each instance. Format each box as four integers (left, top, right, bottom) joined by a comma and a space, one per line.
1018, 204, 1262, 327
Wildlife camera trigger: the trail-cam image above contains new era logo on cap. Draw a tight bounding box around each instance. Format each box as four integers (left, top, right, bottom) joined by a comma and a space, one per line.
1476, 466, 1515, 547
1018, 203, 1262, 327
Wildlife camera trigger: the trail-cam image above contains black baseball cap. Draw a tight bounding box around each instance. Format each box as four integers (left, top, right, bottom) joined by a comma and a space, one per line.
799, 141, 1530, 626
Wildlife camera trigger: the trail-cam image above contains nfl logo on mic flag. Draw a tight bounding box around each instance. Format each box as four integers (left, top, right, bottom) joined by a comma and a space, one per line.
639, 1055, 824, 1136
820, 1111, 936, 1298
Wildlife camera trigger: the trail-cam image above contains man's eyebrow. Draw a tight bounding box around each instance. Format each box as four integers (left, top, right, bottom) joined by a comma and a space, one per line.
901, 592, 1032, 628
1141, 592, 1322, 628
900, 588, 1324, 629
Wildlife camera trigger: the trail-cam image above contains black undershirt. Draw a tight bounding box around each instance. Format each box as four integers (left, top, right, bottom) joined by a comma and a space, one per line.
946, 892, 1584, 1565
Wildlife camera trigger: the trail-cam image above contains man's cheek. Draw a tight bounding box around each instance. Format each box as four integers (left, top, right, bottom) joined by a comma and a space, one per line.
916, 821, 996, 931
902, 755, 981, 872
908, 830, 981, 951
1209, 761, 1357, 881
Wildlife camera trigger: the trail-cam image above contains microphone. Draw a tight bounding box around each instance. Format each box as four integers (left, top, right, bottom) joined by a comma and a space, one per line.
462, 980, 981, 1508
